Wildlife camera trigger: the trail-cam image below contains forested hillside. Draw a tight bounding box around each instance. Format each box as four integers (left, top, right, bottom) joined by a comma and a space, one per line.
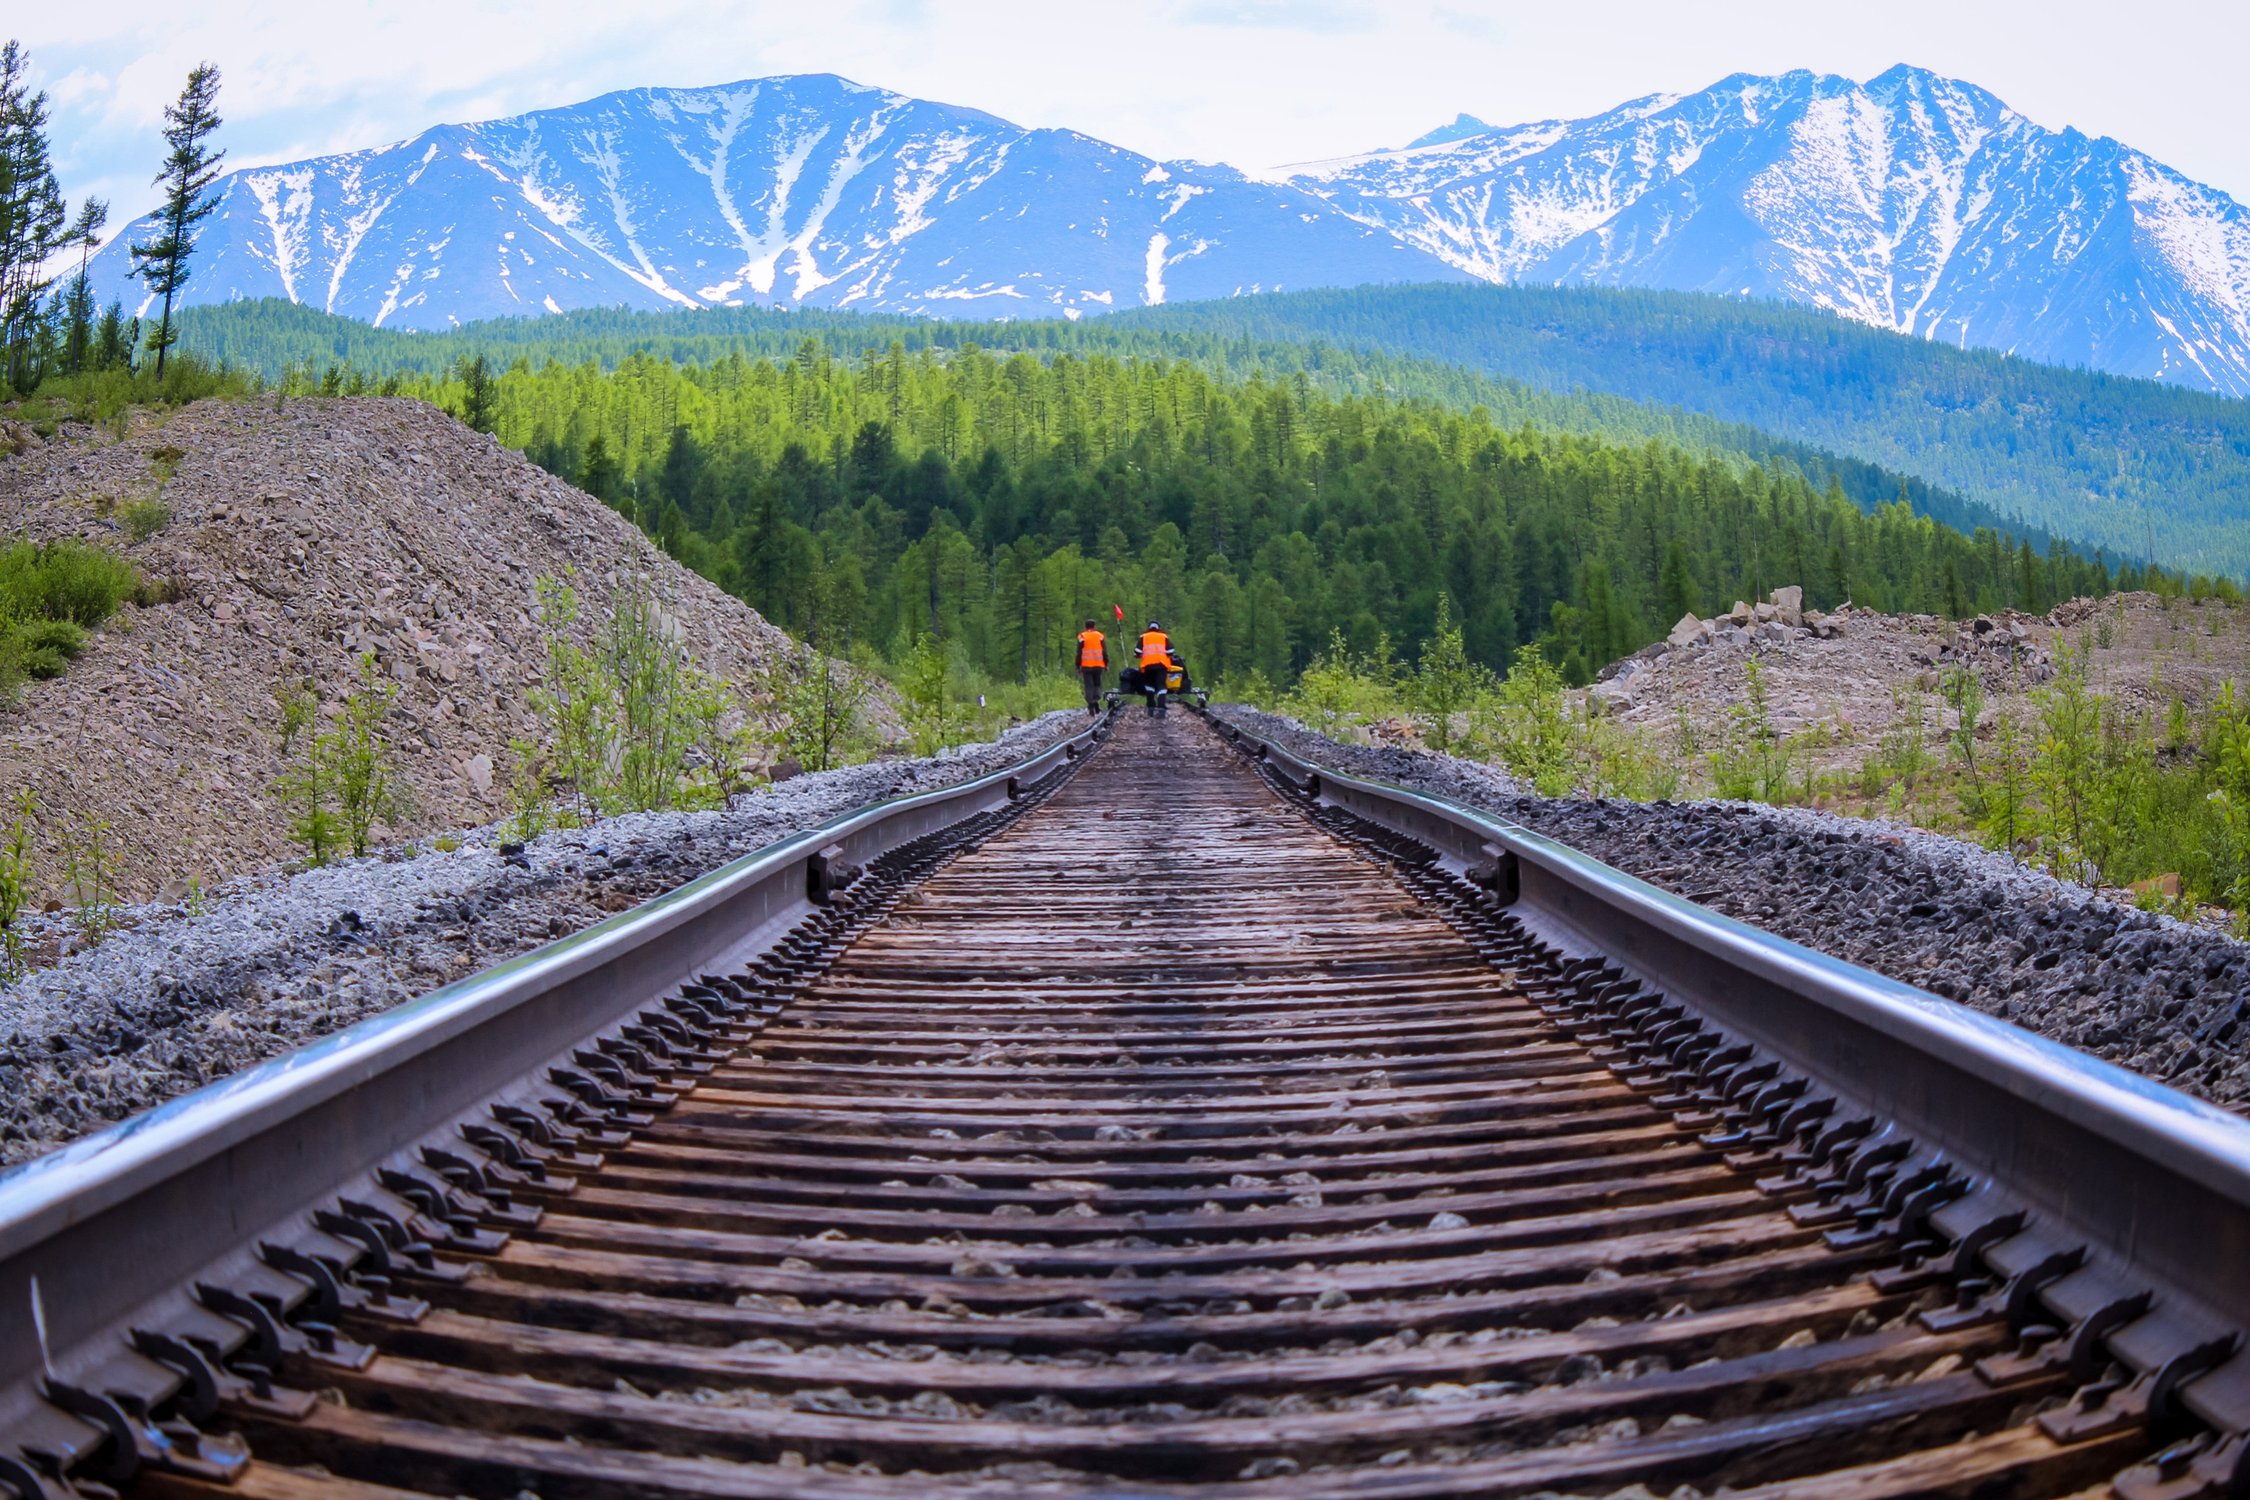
386, 344, 2139, 691
176, 299, 2069, 558
177, 288, 2250, 576
1113, 286, 2250, 576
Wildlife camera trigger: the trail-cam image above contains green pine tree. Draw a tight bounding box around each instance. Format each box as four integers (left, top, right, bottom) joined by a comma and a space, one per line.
130, 62, 223, 377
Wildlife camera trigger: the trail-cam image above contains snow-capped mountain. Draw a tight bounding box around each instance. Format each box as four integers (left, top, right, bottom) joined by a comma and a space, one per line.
1278, 66, 2250, 396
81, 74, 1456, 330
82, 66, 2250, 394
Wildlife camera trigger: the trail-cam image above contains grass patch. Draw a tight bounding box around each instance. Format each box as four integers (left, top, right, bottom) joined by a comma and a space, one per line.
0, 539, 140, 703
29, 356, 257, 428
122, 498, 172, 542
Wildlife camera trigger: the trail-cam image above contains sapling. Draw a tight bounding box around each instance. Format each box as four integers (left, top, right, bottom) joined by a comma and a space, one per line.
0, 791, 35, 978
328, 651, 408, 857
58, 810, 121, 940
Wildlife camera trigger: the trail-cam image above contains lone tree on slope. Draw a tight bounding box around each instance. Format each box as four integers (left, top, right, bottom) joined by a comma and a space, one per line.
131, 62, 222, 377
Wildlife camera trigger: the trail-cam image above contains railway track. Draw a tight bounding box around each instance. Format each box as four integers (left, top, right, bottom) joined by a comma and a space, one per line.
5, 711, 2250, 1498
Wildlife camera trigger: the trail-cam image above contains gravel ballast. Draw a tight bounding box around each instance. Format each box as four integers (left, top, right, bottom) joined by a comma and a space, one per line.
0, 712, 1090, 1165
1216, 705, 2250, 1112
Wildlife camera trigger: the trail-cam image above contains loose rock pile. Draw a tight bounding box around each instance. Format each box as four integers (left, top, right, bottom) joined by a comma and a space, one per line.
1581, 590, 2242, 779
0, 397, 825, 901
1597, 585, 1844, 714
1217, 705, 2250, 1114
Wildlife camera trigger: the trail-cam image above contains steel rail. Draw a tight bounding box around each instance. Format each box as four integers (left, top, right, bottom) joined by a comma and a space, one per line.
1207, 710, 2250, 1459
0, 714, 1108, 1492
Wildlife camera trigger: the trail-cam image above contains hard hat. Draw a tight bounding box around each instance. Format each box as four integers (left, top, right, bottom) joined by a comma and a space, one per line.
1147, 620, 1161, 630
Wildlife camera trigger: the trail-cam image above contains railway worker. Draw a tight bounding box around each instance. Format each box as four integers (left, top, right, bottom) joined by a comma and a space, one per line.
1137, 621, 1174, 717
1075, 619, 1110, 715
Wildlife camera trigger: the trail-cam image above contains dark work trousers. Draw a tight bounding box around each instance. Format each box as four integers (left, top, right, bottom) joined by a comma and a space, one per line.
1079, 666, 1105, 709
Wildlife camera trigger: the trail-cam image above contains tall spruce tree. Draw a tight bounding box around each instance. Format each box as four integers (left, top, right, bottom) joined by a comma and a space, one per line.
58, 197, 105, 374
131, 62, 223, 376
0, 40, 67, 390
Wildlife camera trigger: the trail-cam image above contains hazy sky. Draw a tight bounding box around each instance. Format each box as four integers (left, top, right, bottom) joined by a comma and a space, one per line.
19, 0, 2250, 237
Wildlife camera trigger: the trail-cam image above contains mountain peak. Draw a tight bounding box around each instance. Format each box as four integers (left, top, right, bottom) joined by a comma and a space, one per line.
1278, 66, 2250, 396
1406, 113, 1496, 149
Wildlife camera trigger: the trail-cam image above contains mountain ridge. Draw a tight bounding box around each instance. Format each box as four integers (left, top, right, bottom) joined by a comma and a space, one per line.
1281, 64, 2250, 394
81, 65, 2250, 395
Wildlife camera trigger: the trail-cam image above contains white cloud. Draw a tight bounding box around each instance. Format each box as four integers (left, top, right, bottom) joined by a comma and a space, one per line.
18, 0, 2250, 236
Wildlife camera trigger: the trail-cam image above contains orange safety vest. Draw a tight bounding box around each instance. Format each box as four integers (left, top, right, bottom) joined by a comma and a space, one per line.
1077, 629, 1108, 669
1138, 629, 1172, 670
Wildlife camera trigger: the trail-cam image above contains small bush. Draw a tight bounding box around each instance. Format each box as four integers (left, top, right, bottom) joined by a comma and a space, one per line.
519, 572, 746, 823
0, 791, 34, 978
33, 355, 256, 425
123, 499, 172, 542
58, 811, 123, 942
0, 539, 138, 626
766, 648, 875, 773
9, 618, 89, 678
274, 653, 410, 863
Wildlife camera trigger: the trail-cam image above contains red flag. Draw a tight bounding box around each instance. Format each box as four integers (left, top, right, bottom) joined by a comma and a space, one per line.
1113, 604, 1125, 622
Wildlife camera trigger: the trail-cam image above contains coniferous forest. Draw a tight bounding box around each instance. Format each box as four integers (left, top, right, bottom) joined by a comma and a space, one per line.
175, 283, 2250, 578
381, 343, 2143, 692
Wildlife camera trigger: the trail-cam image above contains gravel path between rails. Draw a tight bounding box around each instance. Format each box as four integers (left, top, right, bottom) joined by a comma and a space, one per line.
0, 711, 1091, 1166
1214, 706, 2250, 1113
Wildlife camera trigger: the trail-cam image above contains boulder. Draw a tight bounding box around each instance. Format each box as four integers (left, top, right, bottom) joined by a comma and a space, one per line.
1667, 612, 1709, 649
1729, 601, 1753, 624
1757, 621, 1792, 644
1588, 678, 1635, 714
1770, 585, 1804, 615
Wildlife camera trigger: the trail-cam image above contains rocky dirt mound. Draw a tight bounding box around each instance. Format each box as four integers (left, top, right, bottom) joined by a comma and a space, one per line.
1218, 705, 2250, 1114
0, 397, 805, 902
1594, 589, 2248, 775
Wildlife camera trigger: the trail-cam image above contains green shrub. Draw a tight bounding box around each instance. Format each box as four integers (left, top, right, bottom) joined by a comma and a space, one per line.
0, 539, 138, 626
1482, 645, 1575, 795
122, 499, 172, 542
1283, 630, 1402, 739
58, 811, 122, 942
0, 791, 34, 979
1408, 596, 1493, 754
9, 618, 88, 677
1707, 659, 1801, 803
32, 355, 256, 425
767, 649, 874, 773
274, 652, 410, 863
896, 634, 958, 757
518, 573, 745, 823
